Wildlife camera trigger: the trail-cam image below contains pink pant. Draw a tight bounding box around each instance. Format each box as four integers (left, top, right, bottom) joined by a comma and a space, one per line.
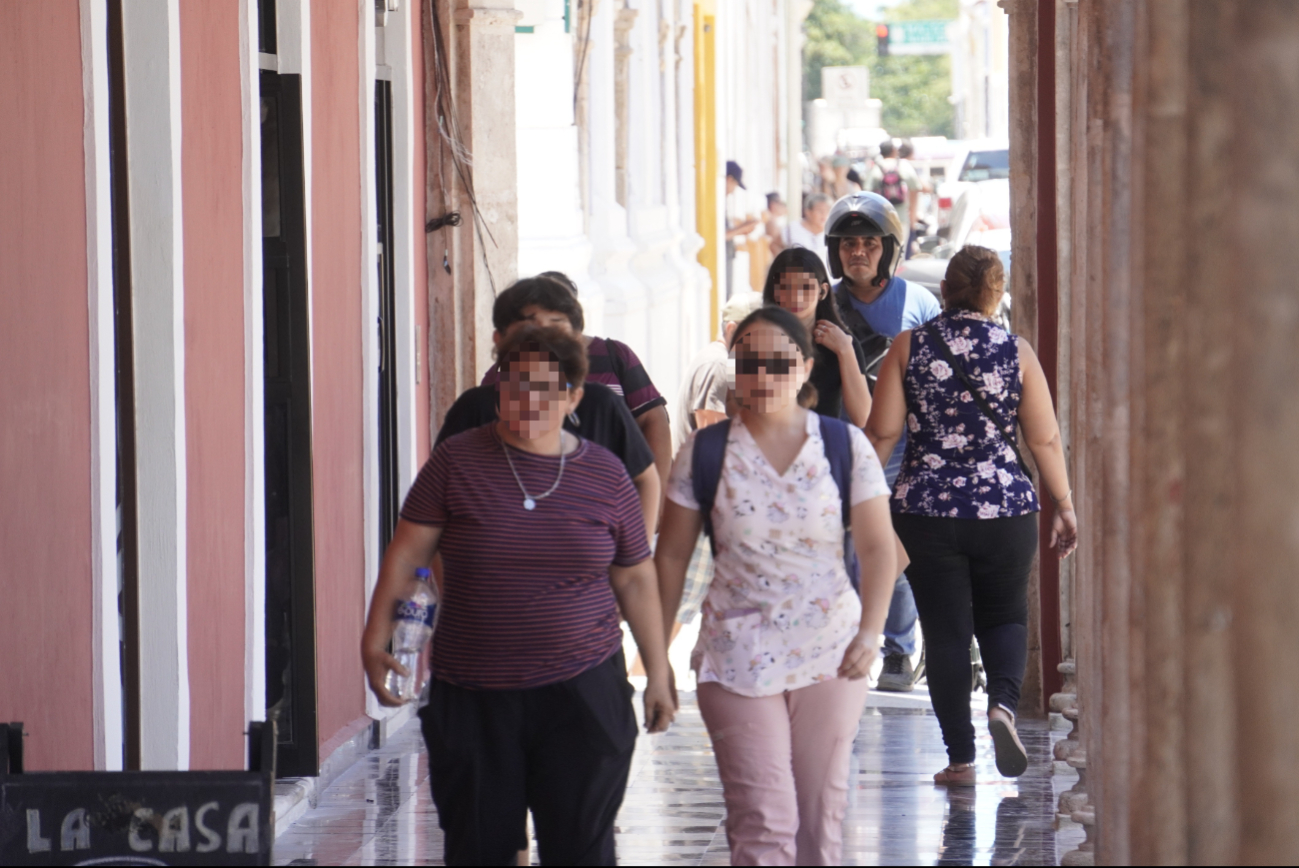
697, 677, 871, 866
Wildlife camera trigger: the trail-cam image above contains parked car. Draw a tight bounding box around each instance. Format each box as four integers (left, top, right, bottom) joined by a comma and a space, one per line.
897, 180, 1013, 329
935, 139, 1009, 235
945, 178, 1009, 250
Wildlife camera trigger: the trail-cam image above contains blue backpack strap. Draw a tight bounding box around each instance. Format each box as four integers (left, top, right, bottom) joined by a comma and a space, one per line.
818, 415, 861, 592
690, 420, 732, 553
817, 415, 854, 528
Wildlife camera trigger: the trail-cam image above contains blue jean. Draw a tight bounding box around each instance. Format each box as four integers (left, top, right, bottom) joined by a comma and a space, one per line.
881, 440, 918, 657
882, 574, 918, 657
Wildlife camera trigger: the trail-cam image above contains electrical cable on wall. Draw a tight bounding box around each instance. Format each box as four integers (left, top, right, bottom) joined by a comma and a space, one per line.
426, 0, 497, 295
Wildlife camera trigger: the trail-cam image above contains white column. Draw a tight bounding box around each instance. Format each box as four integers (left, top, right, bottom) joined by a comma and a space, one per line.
785, 0, 806, 215
358, 0, 384, 724
622, 0, 689, 399
366, 0, 422, 723
661, 0, 710, 372
121, 0, 189, 770
515, 0, 596, 310
586, 0, 644, 343
382, 0, 420, 499
674, 0, 709, 348
80, 0, 123, 772
238, 0, 268, 742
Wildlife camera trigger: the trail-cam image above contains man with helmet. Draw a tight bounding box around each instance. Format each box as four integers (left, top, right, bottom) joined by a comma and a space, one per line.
827, 191, 941, 692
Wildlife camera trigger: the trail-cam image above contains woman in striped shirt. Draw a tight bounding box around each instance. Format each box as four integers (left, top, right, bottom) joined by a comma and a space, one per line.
362, 324, 675, 866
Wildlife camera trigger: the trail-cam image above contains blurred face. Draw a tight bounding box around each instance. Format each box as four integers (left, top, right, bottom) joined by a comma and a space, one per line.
769, 200, 787, 218
731, 324, 812, 414
805, 200, 831, 234
773, 269, 826, 319
497, 352, 572, 440
839, 235, 884, 284
726, 176, 739, 194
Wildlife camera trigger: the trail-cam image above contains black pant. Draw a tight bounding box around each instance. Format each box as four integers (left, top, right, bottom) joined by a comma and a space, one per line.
418, 650, 638, 866
892, 512, 1038, 765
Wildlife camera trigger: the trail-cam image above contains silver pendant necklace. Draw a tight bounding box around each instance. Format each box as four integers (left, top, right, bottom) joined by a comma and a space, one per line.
499, 429, 567, 511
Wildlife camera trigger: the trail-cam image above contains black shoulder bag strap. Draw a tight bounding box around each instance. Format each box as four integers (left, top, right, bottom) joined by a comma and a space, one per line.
923, 323, 1032, 477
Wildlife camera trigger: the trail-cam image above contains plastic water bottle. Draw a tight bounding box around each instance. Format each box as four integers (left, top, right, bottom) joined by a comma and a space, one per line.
383, 568, 437, 703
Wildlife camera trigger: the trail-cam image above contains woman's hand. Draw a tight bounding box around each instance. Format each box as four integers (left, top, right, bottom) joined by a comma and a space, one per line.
1051, 506, 1078, 558
361, 519, 442, 707
643, 673, 678, 733
362, 640, 408, 707
813, 319, 854, 358
838, 630, 879, 680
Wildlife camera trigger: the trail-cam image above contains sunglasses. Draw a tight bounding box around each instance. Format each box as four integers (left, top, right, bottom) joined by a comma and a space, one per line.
735, 355, 797, 376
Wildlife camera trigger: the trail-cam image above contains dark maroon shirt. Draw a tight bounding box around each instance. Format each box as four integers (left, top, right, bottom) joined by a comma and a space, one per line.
400, 424, 651, 690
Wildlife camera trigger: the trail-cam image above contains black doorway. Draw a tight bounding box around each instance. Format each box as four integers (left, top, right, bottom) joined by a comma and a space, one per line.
107, 0, 140, 771
260, 70, 319, 778
375, 80, 400, 550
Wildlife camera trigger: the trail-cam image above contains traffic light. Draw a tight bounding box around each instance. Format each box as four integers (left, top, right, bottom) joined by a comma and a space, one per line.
876, 23, 890, 57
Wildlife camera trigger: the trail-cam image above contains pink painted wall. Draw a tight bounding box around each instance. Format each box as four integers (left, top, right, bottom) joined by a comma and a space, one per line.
310, 1, 368, 750
180, 1, 247, 771
0, 4, 97, 770
412, 1, 430, 464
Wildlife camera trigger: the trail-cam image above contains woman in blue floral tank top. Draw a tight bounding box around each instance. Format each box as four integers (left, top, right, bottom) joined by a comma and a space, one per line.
866, 245, 1079, 786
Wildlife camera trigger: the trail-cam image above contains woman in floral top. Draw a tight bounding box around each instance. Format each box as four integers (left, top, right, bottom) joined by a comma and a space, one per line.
656, 307, 898, 866
866, 245, 1079, 786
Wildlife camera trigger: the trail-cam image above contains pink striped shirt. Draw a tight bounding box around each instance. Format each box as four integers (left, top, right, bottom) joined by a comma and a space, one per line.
401, 424, 651, 689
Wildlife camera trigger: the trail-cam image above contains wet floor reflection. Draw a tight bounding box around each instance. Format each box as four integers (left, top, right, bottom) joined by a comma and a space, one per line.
274, 690, 1070, 866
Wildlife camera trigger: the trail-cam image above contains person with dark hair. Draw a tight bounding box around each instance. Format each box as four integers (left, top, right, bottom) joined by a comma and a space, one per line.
655, 306, 898, 866
726, 161, 760, 296
865, 245, 1078, 786
763, 247, 872, 428
437, 277, 660, 541
480, 274, 673, 522
895, 140, 924, 258
869, 140, 920, 256
362, 324, 676, 865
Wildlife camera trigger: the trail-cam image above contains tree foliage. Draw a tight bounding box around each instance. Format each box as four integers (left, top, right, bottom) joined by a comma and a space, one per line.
803, 0, 957, 139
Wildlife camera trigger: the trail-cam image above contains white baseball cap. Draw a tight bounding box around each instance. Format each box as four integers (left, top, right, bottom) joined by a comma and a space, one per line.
721, 292, 765, 326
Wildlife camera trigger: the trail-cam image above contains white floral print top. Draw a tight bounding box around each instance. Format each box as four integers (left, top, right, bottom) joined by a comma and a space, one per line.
667, 413, 890, 697
892, 309, 1041, 519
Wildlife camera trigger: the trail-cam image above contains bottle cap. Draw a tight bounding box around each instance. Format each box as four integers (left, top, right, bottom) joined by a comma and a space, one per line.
415, 568, 431, 580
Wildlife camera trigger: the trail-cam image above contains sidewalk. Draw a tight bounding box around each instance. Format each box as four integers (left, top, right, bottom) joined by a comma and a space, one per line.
274, 684, 1078, 865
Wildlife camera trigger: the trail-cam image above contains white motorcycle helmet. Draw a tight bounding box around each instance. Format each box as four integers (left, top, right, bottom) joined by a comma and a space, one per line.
825, 191, 906, 287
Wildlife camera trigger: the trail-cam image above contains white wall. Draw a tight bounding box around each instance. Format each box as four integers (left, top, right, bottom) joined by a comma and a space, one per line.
951, 0, 1009, 141
515, 0, 597, 316
512, 0, 789, 415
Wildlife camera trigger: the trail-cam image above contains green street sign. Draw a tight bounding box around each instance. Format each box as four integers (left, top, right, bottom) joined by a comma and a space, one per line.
886, 19, 953, 55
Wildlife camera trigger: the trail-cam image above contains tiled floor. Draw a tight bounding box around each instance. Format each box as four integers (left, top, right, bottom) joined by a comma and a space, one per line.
274, 686, 1082, 866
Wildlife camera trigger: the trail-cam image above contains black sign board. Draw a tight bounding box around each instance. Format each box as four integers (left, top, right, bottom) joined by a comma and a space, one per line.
0, 722, 275, 867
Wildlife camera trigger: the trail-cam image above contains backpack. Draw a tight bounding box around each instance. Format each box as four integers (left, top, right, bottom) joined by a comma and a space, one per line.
879, 159, 907, 206
691, 416, 862, 591
834, 286, 892, 393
